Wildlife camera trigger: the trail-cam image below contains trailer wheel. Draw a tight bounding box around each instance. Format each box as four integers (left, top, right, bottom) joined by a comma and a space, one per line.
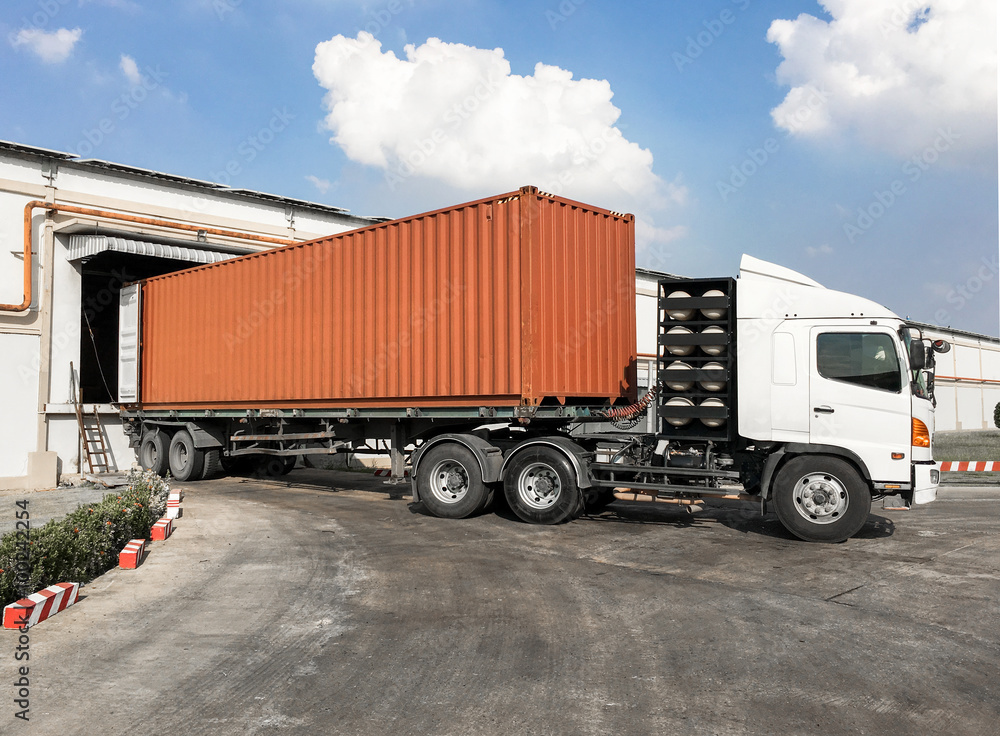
417, 444, 490, 519
200, 449, 223, 480
139, 430, 169, 476
503, 447, 584, 525
254, 456, 293, 478
771, 456, 871, 543
168, 430, 205, 482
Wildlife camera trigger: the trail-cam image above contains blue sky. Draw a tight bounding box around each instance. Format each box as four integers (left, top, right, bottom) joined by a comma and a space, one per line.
1, 0, 997, 335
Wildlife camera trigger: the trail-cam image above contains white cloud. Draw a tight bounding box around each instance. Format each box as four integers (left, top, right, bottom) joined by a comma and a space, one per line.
305, 174, 332, 194
10, 27, 83, 64
767, 0, 997, 160
312, 33, 683, 212
119, 54, 142, 85
636, 219, 688, 253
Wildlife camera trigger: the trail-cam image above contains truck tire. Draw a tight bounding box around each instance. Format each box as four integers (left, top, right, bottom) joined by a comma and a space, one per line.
503, 446, 584, 525
771, 456, 871, 543
200, 449, 223, 480
139, 430, 169, 476
416, 444, 491, 519
254, 456, 295, 478
168, 429, 205, 482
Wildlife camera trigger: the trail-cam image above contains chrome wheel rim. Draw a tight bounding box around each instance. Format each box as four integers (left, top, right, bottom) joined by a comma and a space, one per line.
793, 472, 849, 524
428, 459, 470, 504
516, 463, 562, 510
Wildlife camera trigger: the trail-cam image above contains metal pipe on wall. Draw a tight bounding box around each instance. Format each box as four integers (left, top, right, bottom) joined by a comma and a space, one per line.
1, 199, 298, 313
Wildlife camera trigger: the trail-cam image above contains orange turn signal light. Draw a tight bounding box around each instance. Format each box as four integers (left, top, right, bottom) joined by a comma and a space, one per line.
911, 418, 930, 448
892, 452, 905, 460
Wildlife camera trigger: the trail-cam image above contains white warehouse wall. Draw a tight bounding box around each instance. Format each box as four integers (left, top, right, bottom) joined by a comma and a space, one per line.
0, 141, 377, 490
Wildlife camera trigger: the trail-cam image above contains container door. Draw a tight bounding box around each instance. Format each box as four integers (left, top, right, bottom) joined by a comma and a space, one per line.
809, 326, 910, 483
118, 283, 141, 404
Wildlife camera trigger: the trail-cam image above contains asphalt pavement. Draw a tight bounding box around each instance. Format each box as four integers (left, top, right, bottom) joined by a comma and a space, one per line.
2, 471, 998, 736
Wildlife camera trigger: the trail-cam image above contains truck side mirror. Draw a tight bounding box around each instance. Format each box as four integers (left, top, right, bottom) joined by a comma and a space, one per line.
909, 341, 926, 370
931, 339, 951, 354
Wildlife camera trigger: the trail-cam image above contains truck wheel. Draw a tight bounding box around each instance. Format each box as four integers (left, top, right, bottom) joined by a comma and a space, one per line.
771, 456, 871, 543
200, 449, 223, 480
416, 444, 490, 519
503, 447, 584, 525
139, 430, 169, 476
254, 456, 291, 478
168, 430, 205, 482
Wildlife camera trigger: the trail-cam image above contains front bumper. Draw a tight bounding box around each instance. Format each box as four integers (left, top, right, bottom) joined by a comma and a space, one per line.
911, 462, 940, 505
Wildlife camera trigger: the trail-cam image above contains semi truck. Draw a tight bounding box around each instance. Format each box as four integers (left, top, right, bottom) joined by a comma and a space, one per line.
118, 186, 948, 543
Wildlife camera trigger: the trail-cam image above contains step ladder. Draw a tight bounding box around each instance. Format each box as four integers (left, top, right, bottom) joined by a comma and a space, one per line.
71, 361, 113, 474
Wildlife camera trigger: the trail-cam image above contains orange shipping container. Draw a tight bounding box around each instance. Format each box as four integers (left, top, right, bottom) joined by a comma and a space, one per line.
135, 186, 637, 410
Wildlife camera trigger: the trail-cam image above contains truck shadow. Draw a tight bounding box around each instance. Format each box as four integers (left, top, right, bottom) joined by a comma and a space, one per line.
583, 501, 895, 541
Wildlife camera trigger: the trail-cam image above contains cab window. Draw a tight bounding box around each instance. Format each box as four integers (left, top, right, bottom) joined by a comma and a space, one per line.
816, 333, 902, 392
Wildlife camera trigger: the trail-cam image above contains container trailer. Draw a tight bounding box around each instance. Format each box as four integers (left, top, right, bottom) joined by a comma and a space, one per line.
118, 186, 948, 543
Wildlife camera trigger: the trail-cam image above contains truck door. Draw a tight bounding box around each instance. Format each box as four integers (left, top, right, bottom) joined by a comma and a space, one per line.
809, 327, 910, 483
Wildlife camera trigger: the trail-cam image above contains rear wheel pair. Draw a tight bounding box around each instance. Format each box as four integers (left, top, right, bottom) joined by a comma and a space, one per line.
139, 429, 228, 482
417, 444, 583, 525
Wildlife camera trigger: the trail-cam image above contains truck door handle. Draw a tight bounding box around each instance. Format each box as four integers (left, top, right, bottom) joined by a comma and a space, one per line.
813, 406, 835, 414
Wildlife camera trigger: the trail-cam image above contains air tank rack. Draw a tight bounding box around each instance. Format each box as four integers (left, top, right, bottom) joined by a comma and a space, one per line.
657, 277, 737, 442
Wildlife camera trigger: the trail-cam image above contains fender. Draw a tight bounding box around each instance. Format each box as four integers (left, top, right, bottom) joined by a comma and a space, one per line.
411, 434, 504, 502
761, 443, 872, 500
500, 436, 594, 489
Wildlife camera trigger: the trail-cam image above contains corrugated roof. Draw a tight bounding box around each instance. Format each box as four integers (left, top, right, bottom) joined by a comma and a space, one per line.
0, 139, 388, 223
68, 234, 240, 265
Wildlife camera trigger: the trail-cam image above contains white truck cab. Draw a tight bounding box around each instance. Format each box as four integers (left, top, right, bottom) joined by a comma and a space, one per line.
732, 255, 943, 538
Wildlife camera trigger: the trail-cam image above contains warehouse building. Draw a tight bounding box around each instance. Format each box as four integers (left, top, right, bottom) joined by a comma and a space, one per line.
0, 140, 377, 490
1, 140, 996, 490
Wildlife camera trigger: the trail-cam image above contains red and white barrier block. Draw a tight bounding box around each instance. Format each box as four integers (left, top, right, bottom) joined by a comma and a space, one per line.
165, 492, 182, 519
150, 517, 173, 541
938, 461, 1000, 472
118, 539, 146, 569
3, 582, 80, 629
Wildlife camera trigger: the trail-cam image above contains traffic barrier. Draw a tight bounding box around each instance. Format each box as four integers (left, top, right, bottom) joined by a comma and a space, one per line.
150, 517, 173, 541
118, 539, 146, 569
3, 582, 80, 629
938, 461, 1000, 472
166, 492, 182, 519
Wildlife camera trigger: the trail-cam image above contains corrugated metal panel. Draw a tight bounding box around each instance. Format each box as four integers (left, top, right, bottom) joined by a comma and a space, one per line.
67, 234, 239, 265
136, 186, 636, 409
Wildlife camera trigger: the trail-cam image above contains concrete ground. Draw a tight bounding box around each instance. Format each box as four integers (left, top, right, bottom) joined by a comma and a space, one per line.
1, 470, 997, 736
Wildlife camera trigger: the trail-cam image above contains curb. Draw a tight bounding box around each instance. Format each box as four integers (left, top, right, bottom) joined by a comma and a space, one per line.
118, 539, 146, 569
3, 583, 80, 629
151, 517, 173, 540
2, 494, 185, 629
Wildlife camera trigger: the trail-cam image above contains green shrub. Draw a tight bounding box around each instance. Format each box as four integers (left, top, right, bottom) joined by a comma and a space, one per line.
994, 402, 1000, 429
0, 469, 170, 608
